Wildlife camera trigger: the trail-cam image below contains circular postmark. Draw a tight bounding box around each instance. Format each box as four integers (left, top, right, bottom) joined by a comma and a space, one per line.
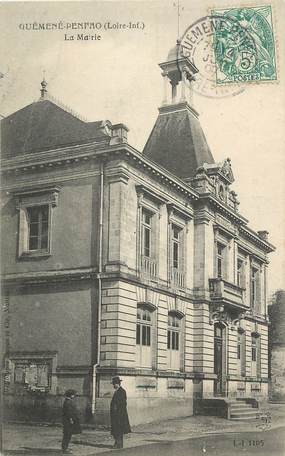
178, 15, 257, 98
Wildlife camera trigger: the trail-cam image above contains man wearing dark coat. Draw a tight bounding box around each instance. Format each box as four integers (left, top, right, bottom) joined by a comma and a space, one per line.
61, 389, 82, 454
110, 376, 131, 449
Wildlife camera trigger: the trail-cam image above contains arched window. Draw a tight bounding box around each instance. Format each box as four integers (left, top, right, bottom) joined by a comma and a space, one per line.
136, 306, 153, 368
167, 312, 183, 371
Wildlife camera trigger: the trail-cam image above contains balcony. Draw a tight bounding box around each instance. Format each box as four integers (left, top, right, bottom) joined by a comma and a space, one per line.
141, 256, 157, 279
171, 268, 185, 289
209, 278, 246, 309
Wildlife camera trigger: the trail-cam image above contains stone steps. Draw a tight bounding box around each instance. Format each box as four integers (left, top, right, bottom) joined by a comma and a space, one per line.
229, 400, 258, 420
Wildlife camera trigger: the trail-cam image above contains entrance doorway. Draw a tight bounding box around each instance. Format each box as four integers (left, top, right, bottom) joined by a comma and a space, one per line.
214, 323, 226, 396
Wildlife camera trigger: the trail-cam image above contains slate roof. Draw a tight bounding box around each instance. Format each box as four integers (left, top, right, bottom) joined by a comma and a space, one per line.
1, 99, 109, 158
143, 103, 215, 180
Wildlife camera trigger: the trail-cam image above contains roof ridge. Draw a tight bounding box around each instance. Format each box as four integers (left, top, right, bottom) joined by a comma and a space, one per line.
38, 94, 89, 123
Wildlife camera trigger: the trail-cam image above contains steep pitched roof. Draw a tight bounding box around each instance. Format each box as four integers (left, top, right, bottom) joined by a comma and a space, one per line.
1, 99, 109, 158
143, 102, 214, 179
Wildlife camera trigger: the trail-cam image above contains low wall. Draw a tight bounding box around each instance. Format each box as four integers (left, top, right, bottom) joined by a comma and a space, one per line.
95, 396, 193, 426
3, 393, 92, 424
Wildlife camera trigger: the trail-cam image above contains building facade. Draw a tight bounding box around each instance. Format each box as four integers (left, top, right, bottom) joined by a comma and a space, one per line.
1, 45, 275, 424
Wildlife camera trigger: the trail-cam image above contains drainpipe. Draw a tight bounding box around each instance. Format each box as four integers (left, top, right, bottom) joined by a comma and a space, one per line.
92, 160, 104, 415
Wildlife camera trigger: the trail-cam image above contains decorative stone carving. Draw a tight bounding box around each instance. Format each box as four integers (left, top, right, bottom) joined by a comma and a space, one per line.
14, 187, 60, 209
209, 303, 246, 328
221, 158, 234, 183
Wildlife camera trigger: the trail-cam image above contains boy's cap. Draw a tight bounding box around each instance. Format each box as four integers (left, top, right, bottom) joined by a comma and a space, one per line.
64, 389, 77, 397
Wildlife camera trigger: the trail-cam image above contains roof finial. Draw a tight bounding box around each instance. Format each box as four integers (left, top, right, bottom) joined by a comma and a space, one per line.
173, 0, 183, 41
40, 71, 48, 99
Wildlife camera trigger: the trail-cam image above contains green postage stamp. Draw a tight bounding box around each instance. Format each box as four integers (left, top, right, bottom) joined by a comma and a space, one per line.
211, 5, 277, 84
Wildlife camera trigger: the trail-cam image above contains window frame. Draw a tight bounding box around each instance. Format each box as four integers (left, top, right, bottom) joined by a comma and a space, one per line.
139, 204, 159, 278
237, 328, 246, 377
168, 215, 187, 289
141, 209, 153, 259
167, 311, 183, 371
171, 224, 184, 271
26, 204, 50, 252
135, 304, 155, 368
251, 333, 261, 378
237, 258, 244, 288
250, 267, 258, 307
136, 307, 152, 347
216, 242, 227, 279
15, 187, 59, 258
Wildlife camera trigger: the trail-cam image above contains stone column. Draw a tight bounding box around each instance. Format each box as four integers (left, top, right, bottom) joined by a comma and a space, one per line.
162, 71, 168, 105
180, 70, 187, 102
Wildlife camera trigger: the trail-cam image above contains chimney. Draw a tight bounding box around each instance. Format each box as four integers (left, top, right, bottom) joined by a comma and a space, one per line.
110, 123, 129, 145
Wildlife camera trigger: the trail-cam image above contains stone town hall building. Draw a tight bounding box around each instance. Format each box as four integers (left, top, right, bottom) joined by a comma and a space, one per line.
1, 43, 275, 424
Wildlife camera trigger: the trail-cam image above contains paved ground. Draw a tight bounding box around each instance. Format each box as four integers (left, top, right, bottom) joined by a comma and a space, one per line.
2, 403, 285, 456
99, 427, 285, 456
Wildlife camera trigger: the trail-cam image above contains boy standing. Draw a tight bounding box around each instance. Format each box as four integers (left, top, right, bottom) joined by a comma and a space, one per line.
62, 389, 81, 454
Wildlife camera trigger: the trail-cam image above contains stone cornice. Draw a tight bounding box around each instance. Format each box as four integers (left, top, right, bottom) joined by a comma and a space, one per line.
1, 140, 107, 171
167, 202, 193, 220
136, 184, 169, 206
158, 101, 199, 119
96, 366, 216, 380
2, 267, 97, 286
237, 239, 268, 263
1, 141, 199, 203
198, 193, 247, 226
244, 311, 269, 326
1, 138, 275, 255
199, 193, 275, 254
239, 225, 275, 254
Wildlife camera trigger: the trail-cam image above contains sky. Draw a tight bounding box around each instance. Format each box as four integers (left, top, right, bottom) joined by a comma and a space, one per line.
0, 0, 284, 295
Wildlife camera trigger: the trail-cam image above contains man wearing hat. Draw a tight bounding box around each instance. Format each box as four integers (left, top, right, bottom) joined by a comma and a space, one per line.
61, 389, 82, 454
110, 376, 131, 449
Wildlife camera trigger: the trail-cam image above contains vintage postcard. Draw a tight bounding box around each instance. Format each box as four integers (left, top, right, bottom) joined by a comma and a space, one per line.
1, 0, 285, 455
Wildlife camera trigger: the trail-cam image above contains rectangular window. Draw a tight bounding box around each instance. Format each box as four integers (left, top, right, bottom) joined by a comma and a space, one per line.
167, 330, 179, 350
237, 259, 243, 287
170, 225, 185, 288
237, 340, 241, 360
252, 338, 257, 361
172, 225, 180, 269
142, 325, 151, 346
217, 243, 225, 278
27, 205, 49, 251
237, 331, 246, 377
251, 268, 258, 306
140, 208, 157, 278
251, 335, 260, 378
142, 209, 152, 258
15, 187, 59, 258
